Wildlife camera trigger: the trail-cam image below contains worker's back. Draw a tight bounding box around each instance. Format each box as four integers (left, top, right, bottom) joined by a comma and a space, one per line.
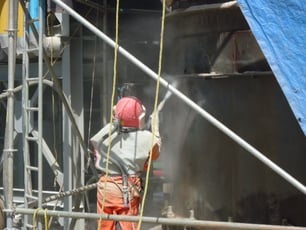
91, 123, 159, 175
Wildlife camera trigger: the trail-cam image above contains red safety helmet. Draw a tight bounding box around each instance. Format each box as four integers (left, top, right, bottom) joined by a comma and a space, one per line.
114, 96, 146, 128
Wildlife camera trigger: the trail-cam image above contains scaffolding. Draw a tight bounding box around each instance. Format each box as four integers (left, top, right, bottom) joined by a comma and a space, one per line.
1, 0, 306, 229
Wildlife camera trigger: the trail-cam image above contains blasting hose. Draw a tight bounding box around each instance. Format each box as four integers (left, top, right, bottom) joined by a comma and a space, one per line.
43, 183, 98, 204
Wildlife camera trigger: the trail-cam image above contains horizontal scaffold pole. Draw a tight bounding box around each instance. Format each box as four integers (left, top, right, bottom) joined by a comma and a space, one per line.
51, 0, 306, 195
8, 208, 306, 230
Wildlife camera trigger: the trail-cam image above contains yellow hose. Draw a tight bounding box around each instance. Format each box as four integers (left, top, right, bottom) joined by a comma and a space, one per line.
137, 0, 166, 229
98, 0, 120, 229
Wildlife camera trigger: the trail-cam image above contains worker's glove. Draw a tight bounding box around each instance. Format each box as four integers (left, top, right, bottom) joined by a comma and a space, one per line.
150, 111, 160, 138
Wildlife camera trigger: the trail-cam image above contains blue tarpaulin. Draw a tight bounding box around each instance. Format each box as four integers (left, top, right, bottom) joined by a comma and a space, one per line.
237, 0, 306, 135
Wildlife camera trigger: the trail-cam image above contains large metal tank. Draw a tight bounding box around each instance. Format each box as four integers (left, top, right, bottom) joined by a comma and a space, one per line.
158, 2, 306, 227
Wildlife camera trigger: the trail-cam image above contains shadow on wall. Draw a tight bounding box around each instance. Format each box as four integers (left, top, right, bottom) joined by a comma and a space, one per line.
236, 193, 306, 226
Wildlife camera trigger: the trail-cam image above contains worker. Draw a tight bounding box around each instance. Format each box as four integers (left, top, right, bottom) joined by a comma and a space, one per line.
90, 96, 161, 230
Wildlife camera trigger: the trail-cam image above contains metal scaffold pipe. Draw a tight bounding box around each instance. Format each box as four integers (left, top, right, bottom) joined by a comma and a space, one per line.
51, 0, 306, 195
10, 208, 306, 230
3, 0, 18, 228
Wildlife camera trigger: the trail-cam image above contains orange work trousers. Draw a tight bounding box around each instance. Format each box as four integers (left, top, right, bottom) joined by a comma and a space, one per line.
97, 175, 141, 230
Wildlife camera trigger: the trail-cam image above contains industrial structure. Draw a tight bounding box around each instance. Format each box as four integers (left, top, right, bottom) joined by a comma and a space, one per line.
0, 0, 305, 229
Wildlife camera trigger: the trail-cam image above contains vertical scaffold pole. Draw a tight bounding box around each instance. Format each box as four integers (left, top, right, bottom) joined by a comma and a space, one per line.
3, 0, 18, 228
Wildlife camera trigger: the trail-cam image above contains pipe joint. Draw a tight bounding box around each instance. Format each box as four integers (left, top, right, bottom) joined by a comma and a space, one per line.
3, 89, 16, 97
2, 148, 18, 153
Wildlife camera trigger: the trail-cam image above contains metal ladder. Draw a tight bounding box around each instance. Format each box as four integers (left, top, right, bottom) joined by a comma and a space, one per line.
21, 0, 44, 228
